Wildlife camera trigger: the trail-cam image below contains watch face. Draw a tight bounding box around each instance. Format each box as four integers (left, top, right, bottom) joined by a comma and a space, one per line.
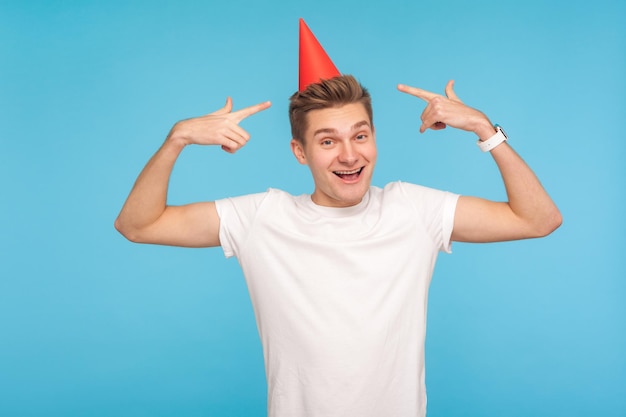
495, 124, 508, 139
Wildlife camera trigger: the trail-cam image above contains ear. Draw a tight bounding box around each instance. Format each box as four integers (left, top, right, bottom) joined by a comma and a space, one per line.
290, 138, 307, 165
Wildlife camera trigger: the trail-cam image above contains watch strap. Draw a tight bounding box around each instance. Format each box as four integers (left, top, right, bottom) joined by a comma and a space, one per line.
477, 125, 508, 152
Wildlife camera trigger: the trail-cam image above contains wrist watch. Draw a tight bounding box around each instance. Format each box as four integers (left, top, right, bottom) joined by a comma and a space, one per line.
477, 124, 508, 152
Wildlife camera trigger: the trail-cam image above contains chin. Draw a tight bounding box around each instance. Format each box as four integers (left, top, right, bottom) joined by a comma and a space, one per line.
336, 186, 370, 206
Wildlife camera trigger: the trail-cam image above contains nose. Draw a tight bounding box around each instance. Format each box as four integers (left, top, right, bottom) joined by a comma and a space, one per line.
338, 141, 358, 165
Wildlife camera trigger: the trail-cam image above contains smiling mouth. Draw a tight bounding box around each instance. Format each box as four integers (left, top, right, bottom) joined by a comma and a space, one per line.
333, 167, 363, 181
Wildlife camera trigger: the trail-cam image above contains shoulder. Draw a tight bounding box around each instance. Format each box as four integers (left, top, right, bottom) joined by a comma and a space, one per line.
215, 188, 299, 215
377, 181, 460, 215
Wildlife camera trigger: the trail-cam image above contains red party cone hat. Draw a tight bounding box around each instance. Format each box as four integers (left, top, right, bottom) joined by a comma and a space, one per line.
298, 18, 341, 91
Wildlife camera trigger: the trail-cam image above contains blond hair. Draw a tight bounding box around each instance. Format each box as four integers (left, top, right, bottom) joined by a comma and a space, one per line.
289, 75, 373, 142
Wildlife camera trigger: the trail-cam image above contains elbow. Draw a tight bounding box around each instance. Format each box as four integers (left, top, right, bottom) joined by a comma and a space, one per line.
552, 209, 564, 232
533, 207, 563, 238
114, 217, 142, 243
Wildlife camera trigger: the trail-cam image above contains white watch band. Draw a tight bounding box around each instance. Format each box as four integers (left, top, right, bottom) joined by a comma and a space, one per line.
477, 125, 508, 152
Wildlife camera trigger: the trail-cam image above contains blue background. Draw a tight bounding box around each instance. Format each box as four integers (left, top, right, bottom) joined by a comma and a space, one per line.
1, 0, 624, 416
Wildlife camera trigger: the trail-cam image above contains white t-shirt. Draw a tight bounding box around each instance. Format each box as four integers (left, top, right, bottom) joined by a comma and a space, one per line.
216, 181, 459, 417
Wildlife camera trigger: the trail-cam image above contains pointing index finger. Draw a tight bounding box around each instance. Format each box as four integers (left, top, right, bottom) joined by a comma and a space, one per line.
397, 84, 439, 102
231, 100, 272, 123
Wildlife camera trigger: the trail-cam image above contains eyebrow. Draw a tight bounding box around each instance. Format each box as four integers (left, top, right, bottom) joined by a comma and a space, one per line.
313, 120, 371, 137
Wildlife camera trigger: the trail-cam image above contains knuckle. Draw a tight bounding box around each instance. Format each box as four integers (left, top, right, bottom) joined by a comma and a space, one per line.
430, 96, 444, 106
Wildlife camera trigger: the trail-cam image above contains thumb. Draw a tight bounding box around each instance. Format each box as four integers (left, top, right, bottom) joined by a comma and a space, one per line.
445, 80, 462, 102
211, 97, 233, 115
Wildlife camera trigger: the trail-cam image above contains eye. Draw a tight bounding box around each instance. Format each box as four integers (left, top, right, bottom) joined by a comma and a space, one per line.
321, 139, 334, 146
355, 133, 367, 141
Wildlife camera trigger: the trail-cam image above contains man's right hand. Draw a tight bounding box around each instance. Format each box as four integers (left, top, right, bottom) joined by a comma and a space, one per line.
167, 98, 272, 153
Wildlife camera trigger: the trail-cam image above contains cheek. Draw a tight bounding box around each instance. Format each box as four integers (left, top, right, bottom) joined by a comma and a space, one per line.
307, 151, 334, 168
365, 145, 378, 162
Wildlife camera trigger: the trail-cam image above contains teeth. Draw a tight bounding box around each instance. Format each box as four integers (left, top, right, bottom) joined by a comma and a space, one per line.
334, 168, 362, 175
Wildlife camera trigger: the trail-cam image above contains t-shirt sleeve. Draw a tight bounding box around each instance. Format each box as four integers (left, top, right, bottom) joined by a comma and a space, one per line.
396, 182, 460, 254
214, 191, 269, 258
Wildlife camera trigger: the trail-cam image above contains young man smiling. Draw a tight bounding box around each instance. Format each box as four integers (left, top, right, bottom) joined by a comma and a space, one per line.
115, 19, 561, 417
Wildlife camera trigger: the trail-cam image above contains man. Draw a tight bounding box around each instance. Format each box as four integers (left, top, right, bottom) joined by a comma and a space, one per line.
115, 20, 561, 417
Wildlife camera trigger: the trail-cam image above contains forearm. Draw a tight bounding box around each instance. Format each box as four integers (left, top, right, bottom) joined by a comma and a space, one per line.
114, 135, 186, 240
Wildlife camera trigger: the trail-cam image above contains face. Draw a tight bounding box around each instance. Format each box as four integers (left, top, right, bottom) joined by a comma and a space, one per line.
291, 102, 377, 208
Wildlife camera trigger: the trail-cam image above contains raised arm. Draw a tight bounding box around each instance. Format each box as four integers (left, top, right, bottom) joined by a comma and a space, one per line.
114, 98, 271, 247
397, 81, 561, 243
